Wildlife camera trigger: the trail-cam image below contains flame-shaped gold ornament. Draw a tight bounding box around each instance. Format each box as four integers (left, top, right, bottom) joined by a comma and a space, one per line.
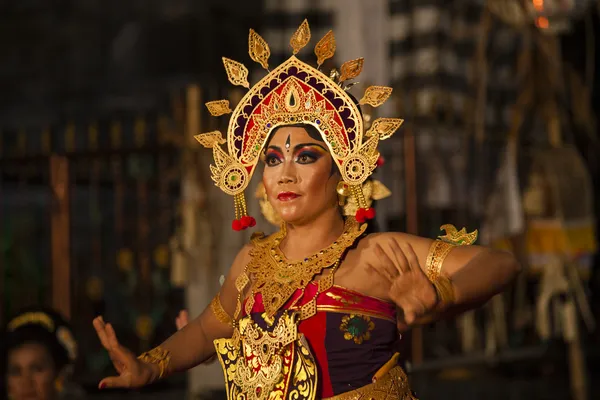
339, 58, 364, 82
248, 29, 271, 70
222, 57, 250, 89
290, 19, 311, 55
314, 30, 336, 68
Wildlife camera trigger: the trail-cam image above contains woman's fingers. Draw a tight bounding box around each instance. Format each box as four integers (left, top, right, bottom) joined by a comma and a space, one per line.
93, 317, 111, 350
402, 242, 422, 274
373, 243, 397, 282
99, 373, 133, 389
389, 239, 410, 275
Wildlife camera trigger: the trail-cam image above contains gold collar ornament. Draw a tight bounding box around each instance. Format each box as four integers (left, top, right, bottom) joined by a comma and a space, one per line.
195, 19, 403, 231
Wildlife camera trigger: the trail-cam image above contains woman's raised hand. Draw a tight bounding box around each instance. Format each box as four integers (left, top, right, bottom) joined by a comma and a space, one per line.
93, 316, 157, 389
368, 238, 438, 329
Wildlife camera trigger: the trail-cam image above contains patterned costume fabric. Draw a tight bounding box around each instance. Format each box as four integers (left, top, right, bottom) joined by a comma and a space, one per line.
242, 283, 401, 398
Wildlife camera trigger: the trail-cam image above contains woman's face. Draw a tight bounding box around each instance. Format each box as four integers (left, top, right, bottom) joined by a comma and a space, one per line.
262, 126, 339, 225
6, 343, 58, 400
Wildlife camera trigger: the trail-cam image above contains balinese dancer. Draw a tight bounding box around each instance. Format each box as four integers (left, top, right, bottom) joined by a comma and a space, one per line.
93, 20, 520, 399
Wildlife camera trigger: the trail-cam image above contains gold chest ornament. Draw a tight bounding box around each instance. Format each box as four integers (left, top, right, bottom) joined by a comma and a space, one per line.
214, 217, 365, 400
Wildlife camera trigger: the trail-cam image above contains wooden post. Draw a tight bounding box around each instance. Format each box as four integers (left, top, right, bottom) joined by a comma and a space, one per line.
181, 85, 223, 395
404, 125, 423, 364
50, 155, 71, 319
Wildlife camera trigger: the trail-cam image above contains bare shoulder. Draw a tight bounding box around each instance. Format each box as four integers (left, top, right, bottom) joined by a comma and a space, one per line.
363, 231, 434, 253
335, 232, 430, 298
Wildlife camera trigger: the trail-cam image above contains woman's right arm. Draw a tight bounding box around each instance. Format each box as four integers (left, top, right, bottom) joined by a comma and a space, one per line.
157, 243, 253, 373
93, 243, 253, 388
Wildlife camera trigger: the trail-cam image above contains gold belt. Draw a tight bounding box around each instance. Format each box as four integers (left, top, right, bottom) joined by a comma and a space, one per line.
324, 354, 417, 400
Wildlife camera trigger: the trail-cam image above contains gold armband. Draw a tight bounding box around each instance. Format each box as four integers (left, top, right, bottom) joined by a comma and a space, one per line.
138, 346, 171, 380
210, 293, 233, 326
426, 224, 479, 281
432, 275, 455, 307
425, 240, 454, 281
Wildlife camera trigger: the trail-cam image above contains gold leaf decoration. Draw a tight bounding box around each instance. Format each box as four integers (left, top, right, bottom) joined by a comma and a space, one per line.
339, 58, 364, 82
248, 29, 270, 70
359, 86, 393, 107
222, 57, 250, 89
365, 118, 404, 140
314, 30, 336, 67
290, 19, 311, 55
205, 100, 233, 116
371, 179, 392, 200
194, 130, 226, 148
438, 224, 478, 245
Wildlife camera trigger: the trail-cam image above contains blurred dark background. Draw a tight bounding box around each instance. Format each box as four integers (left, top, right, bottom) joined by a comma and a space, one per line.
1, 1, 599, 399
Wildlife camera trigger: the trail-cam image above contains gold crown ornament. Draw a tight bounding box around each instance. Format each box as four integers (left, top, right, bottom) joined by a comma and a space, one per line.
195, 20, 404, 231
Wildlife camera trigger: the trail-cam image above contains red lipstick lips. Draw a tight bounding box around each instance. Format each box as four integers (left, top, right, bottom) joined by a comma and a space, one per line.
277, 192, 299, 201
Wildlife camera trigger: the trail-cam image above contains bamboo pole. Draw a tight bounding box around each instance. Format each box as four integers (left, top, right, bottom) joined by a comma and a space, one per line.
50, 155, 71, 319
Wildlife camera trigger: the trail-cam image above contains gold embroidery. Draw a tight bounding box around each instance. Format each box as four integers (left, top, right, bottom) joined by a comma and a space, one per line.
340, 314, 375, 344
210, 293, 233, 326
245, 217, 366, 318
214, 312, 318, 400
325, 365, 417, 400
325, 292, 361, 305
137, 347, 171, 380
425, 240, 454, 281
316, 306, 396, 323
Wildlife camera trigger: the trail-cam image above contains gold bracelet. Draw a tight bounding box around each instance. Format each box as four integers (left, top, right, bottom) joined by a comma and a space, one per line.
210, 293, 233, 326
137, 346, 171, 380
425, 240, 454, 281
432, 275, 455, 307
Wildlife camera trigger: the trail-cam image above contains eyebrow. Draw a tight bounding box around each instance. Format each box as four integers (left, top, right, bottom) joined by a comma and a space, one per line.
293, 143, 328, 153
266, 143, 328, 155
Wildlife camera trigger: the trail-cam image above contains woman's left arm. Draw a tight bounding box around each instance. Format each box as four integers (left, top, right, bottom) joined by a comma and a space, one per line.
430, 244, 521, 313
371, 232, 521, 328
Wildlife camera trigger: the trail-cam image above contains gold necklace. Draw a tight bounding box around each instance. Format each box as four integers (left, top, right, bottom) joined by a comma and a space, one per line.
243, 217, 366, 318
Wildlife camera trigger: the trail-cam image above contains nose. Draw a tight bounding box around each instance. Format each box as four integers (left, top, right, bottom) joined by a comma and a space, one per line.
278, 161, 297, 185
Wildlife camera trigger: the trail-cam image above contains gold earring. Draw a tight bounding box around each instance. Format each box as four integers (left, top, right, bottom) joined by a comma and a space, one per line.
255, 182, 282, 226
336, 181, 350, 207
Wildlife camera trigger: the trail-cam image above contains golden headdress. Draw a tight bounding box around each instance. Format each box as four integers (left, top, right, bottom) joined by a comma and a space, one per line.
195, 20, 403, 230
